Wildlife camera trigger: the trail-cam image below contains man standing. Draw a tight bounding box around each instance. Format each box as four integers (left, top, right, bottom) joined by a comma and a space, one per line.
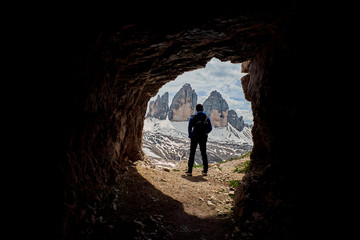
186, 104, 212, 176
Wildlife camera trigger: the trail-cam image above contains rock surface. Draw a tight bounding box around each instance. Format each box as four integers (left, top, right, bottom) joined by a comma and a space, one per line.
228, 110, 246, 132
147, 92, 169, 120
168, 83, 197, 121
203, 91, 229, 127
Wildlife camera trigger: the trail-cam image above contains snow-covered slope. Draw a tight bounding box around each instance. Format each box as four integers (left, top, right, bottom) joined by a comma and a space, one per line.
208, 123, 253, 145
144, 118, 252, 144
142, 118, 253, 164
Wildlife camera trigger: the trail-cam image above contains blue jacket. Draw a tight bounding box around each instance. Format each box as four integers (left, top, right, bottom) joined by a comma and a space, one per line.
188, 111, 212, 139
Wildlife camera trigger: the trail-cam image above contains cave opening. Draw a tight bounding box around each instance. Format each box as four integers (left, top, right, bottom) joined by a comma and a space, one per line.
143, 57, 253, 166
135, 57, 255, 237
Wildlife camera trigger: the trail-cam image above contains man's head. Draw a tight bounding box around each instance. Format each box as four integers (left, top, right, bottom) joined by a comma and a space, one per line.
196, 104, 204, 112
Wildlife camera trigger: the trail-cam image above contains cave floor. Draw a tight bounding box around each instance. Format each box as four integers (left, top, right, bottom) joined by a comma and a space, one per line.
80, 158, 248, 240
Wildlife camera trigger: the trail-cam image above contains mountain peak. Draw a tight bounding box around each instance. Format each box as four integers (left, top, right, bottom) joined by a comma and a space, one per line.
228, 109, 246, 131
209, 90, 220, 96
203, 91, 229, 127
182, 83, 191, 88
168, 84, 197, 121
146, 92, 169, 120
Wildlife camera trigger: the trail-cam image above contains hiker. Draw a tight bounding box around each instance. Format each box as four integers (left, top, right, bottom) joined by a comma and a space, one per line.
186, 104, 212, 176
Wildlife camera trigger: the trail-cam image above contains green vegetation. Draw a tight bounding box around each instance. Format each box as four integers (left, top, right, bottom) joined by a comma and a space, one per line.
234, 160, 250, 173
242, 160, 250, 173
231, 151, 251, 174
229, 180, 240, 188
239, 151, 251, 159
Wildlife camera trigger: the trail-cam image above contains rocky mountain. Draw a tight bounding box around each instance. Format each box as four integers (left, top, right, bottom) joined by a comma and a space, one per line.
203, 90, 229, 127
168, 83, 197, 121
228, 109, 246, 131
146, 92, 169, 120
146, 84, 252, 130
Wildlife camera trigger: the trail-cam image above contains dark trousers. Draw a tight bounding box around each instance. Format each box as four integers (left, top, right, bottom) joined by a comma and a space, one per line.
188, 137, 208, 173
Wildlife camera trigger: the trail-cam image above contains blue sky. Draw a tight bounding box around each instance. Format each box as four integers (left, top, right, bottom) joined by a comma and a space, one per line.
149, 58, 253, 124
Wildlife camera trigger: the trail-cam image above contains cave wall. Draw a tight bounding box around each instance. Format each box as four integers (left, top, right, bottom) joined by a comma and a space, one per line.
235, 43, 310, 239
36, 1, 342, 239
233, 4, 339, 238
54, 13, 283, 237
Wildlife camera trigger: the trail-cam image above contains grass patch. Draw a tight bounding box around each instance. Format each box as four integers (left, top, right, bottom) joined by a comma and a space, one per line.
234, 160, 250, 173
241, 160, 250, 173
232, 152, 251, 174
194, 164, 203, 168
229, 180, 240, 188
239, 151, 251, 159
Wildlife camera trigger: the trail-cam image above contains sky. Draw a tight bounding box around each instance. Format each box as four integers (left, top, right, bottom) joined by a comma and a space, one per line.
148, 58, 253, 124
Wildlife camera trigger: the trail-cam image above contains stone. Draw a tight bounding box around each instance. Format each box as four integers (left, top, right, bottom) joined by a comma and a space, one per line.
241, 60, 251, 73
241, 74, 251, 102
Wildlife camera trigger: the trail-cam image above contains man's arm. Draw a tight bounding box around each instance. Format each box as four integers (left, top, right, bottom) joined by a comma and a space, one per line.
207, 117, 212, 133
188, 116, 194, 138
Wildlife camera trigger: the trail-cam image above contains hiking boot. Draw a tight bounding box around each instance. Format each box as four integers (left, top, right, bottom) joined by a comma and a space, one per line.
202, 171, 207, 176
186, 171, 192, 176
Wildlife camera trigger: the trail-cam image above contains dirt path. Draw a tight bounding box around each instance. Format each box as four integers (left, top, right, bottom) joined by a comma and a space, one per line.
131, 157, 249, 240
82, 157, 249, 240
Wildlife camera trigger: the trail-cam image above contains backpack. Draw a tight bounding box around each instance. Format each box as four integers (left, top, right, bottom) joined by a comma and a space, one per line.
192, 113, 209, 138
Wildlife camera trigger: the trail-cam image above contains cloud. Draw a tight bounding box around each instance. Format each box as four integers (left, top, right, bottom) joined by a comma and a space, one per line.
150, 58, 253, 124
